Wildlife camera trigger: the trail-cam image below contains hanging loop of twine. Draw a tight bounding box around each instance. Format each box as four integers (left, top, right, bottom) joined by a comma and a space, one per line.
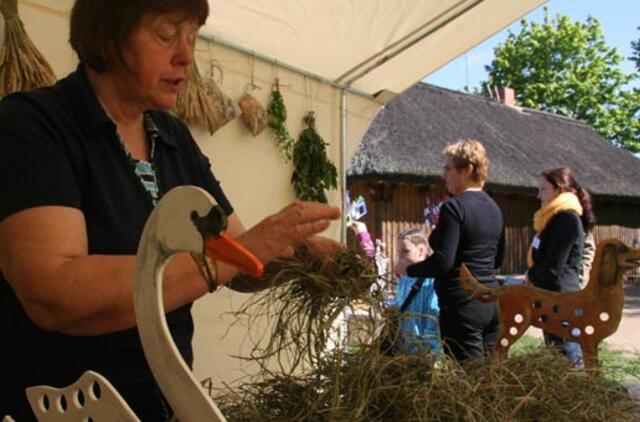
245, 52, 260, 92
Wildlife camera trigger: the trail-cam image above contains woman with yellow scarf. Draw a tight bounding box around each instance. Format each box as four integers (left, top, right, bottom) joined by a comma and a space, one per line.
526, 167, 596, 367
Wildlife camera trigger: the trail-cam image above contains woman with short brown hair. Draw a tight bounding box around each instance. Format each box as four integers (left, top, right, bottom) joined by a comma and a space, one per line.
402, 139, 505, 361
0, 1, 339, 418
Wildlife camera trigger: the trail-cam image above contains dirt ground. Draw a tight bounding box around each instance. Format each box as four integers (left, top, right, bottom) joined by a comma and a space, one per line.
607, 283, 640, 354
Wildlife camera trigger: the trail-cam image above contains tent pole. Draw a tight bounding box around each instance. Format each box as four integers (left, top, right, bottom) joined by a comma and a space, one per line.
340, 88, 348, 245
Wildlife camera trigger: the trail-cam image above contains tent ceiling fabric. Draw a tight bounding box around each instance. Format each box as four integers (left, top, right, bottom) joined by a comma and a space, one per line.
205, 0, 546, 96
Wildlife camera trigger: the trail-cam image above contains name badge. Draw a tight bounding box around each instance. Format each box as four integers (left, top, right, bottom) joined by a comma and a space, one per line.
531, 235, 541, 250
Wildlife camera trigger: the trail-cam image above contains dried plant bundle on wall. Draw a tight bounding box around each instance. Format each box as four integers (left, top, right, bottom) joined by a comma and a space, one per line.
239, 92, 267, 137
0, 0, 56, 96
175, 61, 223, 135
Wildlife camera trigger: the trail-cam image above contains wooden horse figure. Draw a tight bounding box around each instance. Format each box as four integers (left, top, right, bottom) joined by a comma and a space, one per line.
459, 239, 640, 368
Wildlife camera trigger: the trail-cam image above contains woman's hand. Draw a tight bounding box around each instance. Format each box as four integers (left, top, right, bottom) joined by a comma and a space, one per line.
236, 201, 340, 265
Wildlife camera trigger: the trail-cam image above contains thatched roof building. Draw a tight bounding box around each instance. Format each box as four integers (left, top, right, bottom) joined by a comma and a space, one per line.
349, 83, 640, 204
347, 83, 640, 274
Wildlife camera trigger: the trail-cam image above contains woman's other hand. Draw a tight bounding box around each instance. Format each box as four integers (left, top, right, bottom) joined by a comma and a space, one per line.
235, 201, 340, 264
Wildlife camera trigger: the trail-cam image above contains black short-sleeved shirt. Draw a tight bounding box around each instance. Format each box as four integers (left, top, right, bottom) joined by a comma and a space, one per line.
406, 190, 505, 306
0, 65, 233, 420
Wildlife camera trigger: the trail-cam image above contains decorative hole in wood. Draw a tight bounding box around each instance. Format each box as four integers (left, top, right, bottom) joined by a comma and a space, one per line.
75, 389, 85, 408
57, 394, 67, 412
90, 382, 101, 400
39, 394, 50, 412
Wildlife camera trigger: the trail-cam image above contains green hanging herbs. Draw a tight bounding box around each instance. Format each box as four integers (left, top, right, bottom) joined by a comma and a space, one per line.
291, 112, 338, 203
267, 79, 295, 160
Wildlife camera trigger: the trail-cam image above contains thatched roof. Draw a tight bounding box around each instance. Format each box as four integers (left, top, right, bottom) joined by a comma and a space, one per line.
348, 83, 640, 202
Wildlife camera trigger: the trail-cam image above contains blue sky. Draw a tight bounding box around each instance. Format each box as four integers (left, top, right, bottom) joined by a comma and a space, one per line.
425, 0, 639, 91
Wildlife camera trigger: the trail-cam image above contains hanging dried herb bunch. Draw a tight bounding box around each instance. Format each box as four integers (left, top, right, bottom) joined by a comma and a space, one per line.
0, 0, 56, 96
175, 60, 221, 135
203, 61, 236, 132
239, 90, 267, 137
266, 79, 294, 160
291, 112, 338, 203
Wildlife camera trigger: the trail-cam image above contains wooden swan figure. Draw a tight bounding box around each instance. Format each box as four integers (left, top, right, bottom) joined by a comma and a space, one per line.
16, 186, 263, 421
133, 186, 262, 421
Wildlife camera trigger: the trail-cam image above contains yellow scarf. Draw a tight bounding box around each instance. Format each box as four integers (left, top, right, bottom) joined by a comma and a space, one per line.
527, 192, 583, 267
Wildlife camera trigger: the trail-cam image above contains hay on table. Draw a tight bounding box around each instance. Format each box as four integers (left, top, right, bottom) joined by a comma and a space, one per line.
212, 247, 640, 421
0, 0, 56, 96
214, 347, 640, 421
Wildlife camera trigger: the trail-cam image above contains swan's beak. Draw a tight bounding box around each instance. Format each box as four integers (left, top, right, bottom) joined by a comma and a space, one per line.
204, 233, 264, 278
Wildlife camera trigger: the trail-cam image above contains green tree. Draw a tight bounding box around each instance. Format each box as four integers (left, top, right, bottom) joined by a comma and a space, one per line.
482, 10, 640, 153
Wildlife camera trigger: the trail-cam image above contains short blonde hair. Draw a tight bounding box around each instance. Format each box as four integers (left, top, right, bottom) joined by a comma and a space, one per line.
442, 139, 489, 184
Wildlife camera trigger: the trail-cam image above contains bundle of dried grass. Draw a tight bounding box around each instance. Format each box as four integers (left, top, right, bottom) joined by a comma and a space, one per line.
239, 91, 267, 137
0, 0, 55, 96
215, 246, 639, 421
203, 74, 235, 130
228, 247, 382, 373
175, 60, 222, 135
214, 348, 640, 421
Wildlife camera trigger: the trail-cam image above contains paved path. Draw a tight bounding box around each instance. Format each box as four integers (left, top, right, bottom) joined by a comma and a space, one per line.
523, 283, 640, 354
606, 283, 640, 354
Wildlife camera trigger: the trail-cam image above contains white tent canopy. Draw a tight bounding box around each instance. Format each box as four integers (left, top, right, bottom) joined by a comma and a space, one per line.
205, 0, 545, 97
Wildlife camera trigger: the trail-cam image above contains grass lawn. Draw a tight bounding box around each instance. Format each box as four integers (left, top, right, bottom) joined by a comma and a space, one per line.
510, 335, 640, 384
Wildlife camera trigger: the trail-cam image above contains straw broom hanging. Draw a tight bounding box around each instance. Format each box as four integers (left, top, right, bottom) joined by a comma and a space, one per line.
175, 60, 222, 135
0, 0, 56, 96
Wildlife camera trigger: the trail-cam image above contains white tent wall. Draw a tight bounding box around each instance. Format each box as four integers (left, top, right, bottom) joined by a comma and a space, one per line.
14, 0, 546, 390
184, 45, 381, 383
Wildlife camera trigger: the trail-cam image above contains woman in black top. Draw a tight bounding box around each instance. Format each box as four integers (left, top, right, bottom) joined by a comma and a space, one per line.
526, 167, 596, 366
0, 1, 340, 418
401, 140, 505, 361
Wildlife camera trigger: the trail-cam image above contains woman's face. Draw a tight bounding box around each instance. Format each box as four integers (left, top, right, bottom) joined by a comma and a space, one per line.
112, 12, 200, 110
537, 176, 560, 206
442, 158, 468, 195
